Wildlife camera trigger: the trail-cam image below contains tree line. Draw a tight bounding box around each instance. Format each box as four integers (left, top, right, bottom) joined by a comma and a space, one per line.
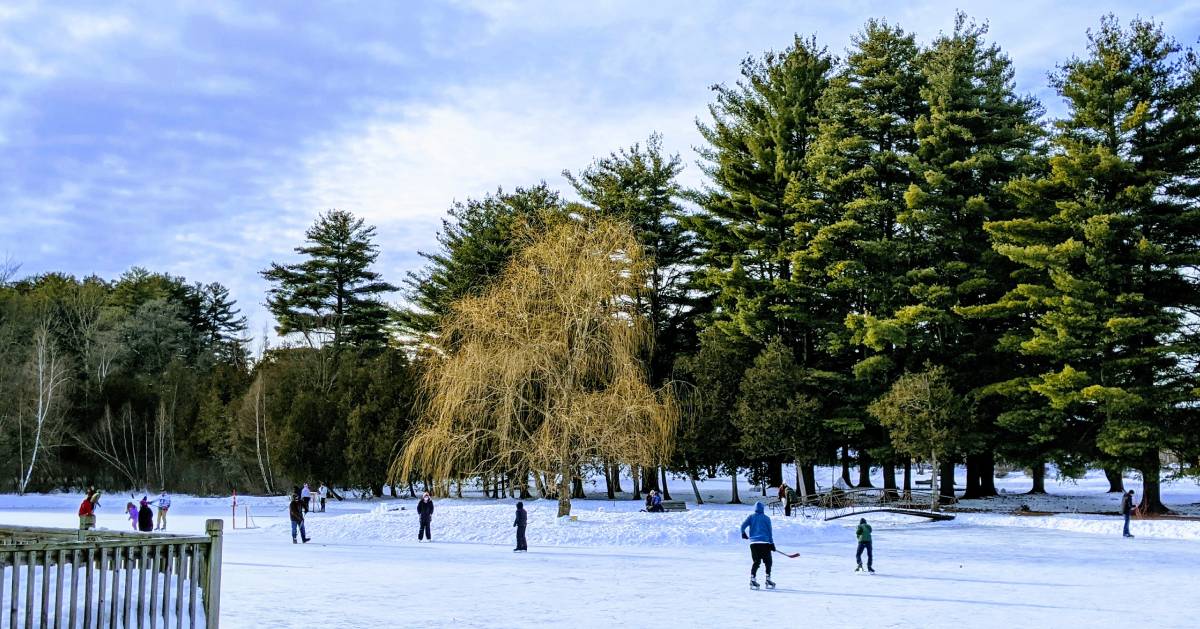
2, 15, 1197, 513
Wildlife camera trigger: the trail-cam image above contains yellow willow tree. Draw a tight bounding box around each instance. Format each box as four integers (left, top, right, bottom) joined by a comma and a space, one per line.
393, 214, 678, 517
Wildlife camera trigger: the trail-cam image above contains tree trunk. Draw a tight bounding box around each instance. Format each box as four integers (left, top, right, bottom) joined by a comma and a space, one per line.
802, 463, 816, 496
557, 465, 572, 517
729, 470, 742, 504
605, 466, 615, 499
978, 451, 997, 497
930, 452, 939, 512
534, 472, 548, 498
939, 459, 956, 504
389, 483, 397, 498
857, 450, 874, 488
902, 459, 912, 498
659, 467, 672, 500
1028, 460, 1047, 494
609, 463, 622, 492
641, 466, 659, 493
519, 471, 532, 500
882, 459, 897, 499
962, 454, 983, 499
767, 457, 783, 488
689, 470, 703, 505
571, 475, 585, 499
631, 465, 641, 500
1104, 467, 1125, 493
840, 446, 853, 487
1137, 452, 1170, 514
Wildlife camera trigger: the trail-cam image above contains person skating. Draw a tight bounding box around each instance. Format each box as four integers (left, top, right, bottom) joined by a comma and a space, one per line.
156, 490, 171, 530
126, 501, 139, 530
740, 501, 776, 590
1122, 489, 1135, 538
513, 501, 528, 552
300, 483, 312, 514
290, 492, 311, 543
855, 517, 874, 572
137, 497, 154, 532
417, 492, 434, 541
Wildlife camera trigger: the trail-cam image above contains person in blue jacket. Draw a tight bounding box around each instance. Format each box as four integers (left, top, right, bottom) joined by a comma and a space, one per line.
740, 501, 776, 589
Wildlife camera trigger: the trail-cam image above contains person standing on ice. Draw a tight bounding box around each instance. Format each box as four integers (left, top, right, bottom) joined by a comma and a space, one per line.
318, 482, 329, 512
740, 502, 776, 590
1122, 489, 1136, 538
290, 492, 311, 543
417, 492, 434, 541
156, 490, 171, 530
855, 518, 874, 572
137, 497, 154, 532
126, 501, 139, 530
513, 501, 528, 552
300, 483, 312, 514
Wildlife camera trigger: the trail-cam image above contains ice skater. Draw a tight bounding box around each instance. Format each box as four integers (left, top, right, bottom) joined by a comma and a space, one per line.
318, 482, 329, 512
290, 491, 311, 543
126, 501, 139, 530
156, 490, 171, 530
513, 501, 528, 552
417, 492, 434, 541
740, 501, 775, 590
855, 517, 874, 572
300, 483, 312, 513
137, 497, 154, 532
1122, 489, 1135, 538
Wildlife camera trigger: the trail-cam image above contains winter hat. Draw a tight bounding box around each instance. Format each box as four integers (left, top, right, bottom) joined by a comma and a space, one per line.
859, 518, 866, 524
516, 501, 523, 509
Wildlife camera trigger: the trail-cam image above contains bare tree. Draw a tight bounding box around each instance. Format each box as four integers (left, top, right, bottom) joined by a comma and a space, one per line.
19, 322, 71, 494
238, 374, 276, 493
395, 214, 679, 516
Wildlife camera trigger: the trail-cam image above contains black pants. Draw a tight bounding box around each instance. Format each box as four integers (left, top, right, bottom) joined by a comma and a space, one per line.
419, 518, 432, 540
515, 525, 527, 550
857, 541, 873, 568
302, 497, 310, 513
750, 543, 773, 577
320, 497, 326, 512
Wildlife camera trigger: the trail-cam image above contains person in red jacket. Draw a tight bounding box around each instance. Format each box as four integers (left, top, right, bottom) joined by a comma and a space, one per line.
78, 488, 98, 530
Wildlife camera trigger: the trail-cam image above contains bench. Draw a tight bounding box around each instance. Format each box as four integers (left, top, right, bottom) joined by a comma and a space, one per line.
661, 500, 687, 512
915, 479, 933, 486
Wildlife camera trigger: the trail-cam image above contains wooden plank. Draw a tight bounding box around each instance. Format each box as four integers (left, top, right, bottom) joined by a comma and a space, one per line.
138, 546, 149, 627
96, 548, 107, 629
161, 546, 173, 629
108, 547, 120, 629
0, 552, 6, 629
79, 549, 90, 629
188, 544, 199, 628
25, 549, 35, 629
203, 520, 222, 629
149, 545, 160, 629
122, 546, 133, 629
53, 549, 64, 629
174, 546, 184, 628
39, 548, 51, 629
11, 551, 21, 629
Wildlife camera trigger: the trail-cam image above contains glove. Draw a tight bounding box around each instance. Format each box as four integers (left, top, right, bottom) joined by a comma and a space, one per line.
770, 543, 776, 552
741, 531, 748, 540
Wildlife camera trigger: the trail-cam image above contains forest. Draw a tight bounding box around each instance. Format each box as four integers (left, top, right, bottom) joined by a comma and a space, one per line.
1, 14, 1197, 514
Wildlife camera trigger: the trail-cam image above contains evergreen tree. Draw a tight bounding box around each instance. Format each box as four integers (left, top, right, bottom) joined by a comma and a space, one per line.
262, 210, 396, 350
983, 17, 1200, 512
399, 185, 564, 340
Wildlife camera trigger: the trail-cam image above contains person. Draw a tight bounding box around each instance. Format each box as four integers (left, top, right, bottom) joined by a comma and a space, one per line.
513, 501, 528, 552
126, 501, 139, 530
300, 483, 312, 514
740, 501, 775, 590
318, 483, 329, 513
1122, 489, 1136, 538
290, 492, 311, 543
855, 517, 874, 572
648, 489, 664, 513
156, 491, 171, 530
78, 489, 97, 530
417, 492, 434, 541
137, 497, 154, 532
778, 483, 791, 517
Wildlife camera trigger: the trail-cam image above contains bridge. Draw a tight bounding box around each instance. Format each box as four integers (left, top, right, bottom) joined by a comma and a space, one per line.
772, 488, 956, 522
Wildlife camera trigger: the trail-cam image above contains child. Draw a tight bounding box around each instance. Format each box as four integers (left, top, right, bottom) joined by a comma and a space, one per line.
290, 492, 310, 544
855, 517, 874, 572
417, 492, 434, 541
78, 490, 97, 530
513, 501, 528, 552
126, 501, 138, 530
740, 502, 775, 589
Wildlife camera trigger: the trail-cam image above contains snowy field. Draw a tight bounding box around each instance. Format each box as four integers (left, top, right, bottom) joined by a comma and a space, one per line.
1, 468, 1198, 628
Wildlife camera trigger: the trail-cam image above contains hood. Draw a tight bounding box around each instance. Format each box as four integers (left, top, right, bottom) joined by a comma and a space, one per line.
754, 502, 765, 514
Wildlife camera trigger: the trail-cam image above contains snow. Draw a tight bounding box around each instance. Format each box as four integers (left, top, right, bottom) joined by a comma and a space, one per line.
1, 470, 1198, 628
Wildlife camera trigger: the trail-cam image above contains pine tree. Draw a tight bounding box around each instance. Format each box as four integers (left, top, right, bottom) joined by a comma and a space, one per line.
262, 210, 396, 350
984, 17, 1200, 512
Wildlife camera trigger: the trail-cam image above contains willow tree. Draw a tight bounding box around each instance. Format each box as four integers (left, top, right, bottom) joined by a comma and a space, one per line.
394, 214, 679, 517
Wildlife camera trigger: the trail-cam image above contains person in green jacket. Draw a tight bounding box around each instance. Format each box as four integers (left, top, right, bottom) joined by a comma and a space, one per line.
855, 517, 874, 573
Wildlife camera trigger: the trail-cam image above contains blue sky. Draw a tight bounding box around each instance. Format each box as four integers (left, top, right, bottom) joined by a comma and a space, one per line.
2, 0, 1198, 340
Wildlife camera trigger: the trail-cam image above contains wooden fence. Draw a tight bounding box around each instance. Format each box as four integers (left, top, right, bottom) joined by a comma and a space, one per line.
0, 519, 223, 628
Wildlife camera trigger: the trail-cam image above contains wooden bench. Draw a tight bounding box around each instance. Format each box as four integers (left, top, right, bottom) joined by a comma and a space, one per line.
661, 500, 687, 512
915, 479, 933, 486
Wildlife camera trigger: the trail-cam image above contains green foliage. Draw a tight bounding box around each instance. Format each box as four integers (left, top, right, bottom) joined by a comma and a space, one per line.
868, 365, 968, 460
735, 339, 824, 464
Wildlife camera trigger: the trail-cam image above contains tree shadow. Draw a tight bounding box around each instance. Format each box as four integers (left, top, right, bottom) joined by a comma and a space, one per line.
870, 573, 1081, 588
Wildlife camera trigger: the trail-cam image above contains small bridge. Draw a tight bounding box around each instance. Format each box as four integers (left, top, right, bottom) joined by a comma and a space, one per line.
773, 488, 956, 522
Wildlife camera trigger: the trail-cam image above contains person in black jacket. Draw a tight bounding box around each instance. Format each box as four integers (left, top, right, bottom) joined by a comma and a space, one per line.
137, 497, 154, 532
290, 492, 311, 544
513, 502, 528, 552
1122, 490, 1135, 538
417, 492, 434, 542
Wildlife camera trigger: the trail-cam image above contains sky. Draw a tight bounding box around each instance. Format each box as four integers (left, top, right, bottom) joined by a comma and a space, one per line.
2, 0, 1198, 338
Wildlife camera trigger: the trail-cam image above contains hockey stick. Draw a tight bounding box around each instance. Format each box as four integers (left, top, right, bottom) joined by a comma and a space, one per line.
773, 549, 800, 558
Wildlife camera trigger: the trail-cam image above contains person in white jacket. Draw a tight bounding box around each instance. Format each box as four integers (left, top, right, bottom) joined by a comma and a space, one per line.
156, 491, 172, 530
300, 483, 312, 514
318, 483, 329, 512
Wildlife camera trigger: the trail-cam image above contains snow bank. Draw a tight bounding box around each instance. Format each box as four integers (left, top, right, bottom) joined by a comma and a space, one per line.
954, 512, 1200, 540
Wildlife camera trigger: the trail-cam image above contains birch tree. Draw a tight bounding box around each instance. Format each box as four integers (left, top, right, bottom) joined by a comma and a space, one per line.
19, 322, 70, 494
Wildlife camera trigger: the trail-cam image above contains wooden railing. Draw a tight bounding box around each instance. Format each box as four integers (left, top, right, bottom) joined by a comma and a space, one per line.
781, 488, 951, 520
0, 519, 223, 628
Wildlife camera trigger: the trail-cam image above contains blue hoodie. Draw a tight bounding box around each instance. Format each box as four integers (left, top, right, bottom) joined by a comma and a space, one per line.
740, 502, 773, 544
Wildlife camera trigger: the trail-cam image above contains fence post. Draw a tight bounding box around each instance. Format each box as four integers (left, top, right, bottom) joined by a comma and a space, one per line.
204, 519, 223, 627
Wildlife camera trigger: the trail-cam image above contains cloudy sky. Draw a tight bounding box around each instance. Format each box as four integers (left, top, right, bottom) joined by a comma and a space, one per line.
2, 0, 1198, 336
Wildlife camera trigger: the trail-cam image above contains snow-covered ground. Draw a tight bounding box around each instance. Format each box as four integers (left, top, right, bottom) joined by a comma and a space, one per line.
1, 469, 1198, 628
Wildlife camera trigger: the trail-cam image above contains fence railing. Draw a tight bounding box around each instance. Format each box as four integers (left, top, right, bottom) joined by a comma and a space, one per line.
780, 488, 950, 520
0, 519, 223, 628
